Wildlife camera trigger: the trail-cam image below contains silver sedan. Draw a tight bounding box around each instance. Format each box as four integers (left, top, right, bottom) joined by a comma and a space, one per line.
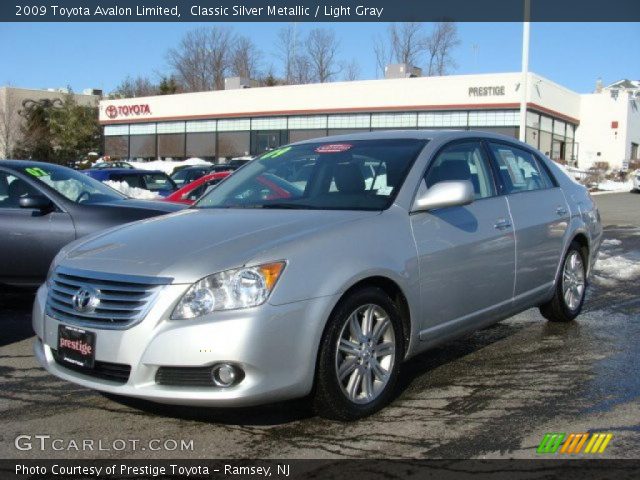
33, 131, 602, 420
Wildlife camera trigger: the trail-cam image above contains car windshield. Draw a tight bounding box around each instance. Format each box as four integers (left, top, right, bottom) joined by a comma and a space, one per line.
18, 164, 126, 204
195, 139, 426, 211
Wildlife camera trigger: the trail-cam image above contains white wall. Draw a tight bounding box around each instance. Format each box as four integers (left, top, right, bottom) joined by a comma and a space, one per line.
576, 91, 640, 169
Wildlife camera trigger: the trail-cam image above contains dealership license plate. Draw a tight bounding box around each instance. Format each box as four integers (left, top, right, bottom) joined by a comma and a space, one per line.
57, 325, 96, 369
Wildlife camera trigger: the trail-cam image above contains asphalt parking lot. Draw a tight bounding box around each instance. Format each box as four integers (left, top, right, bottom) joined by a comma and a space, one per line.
1, 192, 638, 459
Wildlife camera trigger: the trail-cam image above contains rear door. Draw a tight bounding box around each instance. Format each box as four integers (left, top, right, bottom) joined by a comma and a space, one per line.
0, 170, 75, 286
410, 140, 516, 334
486, 141, 570, 298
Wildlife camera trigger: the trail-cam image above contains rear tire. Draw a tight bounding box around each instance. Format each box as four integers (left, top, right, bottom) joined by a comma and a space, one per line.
540, 241, 587, 322
313, 287, 404, 421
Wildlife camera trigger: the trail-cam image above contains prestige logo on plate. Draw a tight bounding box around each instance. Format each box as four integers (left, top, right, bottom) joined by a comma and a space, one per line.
59, 337, 93, 356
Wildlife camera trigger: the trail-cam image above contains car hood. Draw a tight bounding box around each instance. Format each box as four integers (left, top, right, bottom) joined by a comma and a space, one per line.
93, 198, 185, 213
59, 208, 378, 283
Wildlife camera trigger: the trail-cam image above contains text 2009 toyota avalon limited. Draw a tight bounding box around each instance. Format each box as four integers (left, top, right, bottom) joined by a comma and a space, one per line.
33, 131, 602, 420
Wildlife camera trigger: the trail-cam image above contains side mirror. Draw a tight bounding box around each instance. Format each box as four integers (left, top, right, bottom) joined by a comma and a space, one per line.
412, 180, 474, 212
19, 194, 53, 211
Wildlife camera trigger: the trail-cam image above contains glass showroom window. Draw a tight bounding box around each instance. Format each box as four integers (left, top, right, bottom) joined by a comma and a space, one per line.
186, 120, 217, 133
371, 113, 417, 129
186, 133, 216, 159
104, 136, 128, 158
327, 114, 371, 129
288, 115, 327, 130
251, 117, 287, 130
218, 132, 250, 159
158, 134, 186, 159
418, 111, 467, 128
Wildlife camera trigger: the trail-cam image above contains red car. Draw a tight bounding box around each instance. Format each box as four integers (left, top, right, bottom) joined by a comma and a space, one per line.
163, 171, 231, 205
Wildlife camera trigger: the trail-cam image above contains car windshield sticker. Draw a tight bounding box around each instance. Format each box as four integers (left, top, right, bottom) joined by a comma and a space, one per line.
261, 146, 292, 159
315, 144, 353, 154
25, 167, 48, 177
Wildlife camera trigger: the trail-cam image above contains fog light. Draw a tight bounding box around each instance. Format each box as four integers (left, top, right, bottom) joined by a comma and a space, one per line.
211, 363, 239, 387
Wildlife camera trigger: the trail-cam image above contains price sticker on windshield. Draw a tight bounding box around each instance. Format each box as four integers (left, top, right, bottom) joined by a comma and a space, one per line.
315, 144, 353, 154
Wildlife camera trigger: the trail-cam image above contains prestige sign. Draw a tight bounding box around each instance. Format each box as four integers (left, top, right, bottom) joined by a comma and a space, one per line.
468, 86, 506, 97
105, 103, 152, 119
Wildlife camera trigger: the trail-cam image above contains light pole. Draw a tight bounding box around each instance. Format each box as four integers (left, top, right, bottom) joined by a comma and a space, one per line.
519, 0, 531, 142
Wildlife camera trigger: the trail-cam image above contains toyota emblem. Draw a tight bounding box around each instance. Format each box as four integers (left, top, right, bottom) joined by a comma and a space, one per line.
105, 105, 118, 119
72, 286, 100, 313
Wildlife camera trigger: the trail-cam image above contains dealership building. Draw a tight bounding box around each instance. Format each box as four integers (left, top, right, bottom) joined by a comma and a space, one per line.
99, 72, 640, 170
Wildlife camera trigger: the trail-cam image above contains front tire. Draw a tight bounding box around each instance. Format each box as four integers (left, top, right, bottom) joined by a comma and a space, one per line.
313, 287, 404, 421
540, 241, 588, 322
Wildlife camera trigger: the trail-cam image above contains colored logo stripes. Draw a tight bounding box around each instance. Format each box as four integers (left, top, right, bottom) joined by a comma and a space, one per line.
537, 432, 613, 454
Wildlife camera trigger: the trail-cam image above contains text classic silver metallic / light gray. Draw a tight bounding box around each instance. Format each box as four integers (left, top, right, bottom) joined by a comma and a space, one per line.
33, 131, 602, 420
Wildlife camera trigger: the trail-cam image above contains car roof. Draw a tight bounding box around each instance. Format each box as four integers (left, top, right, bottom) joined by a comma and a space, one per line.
289, 129, 535, 150
87, 168, 165, 175
0, 159, 71, 170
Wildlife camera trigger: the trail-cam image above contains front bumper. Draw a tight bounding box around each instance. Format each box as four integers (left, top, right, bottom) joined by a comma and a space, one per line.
33, 284, 337, 407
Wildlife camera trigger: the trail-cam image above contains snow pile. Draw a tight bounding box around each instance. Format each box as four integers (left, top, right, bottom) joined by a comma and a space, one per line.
594, 180, 633, 192
592, 238, 640, 287
103, 180, 162, 200
128, 158, 212, 175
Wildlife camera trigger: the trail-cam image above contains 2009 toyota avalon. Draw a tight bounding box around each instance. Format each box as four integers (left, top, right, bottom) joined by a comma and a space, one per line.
33, 131, 602, 420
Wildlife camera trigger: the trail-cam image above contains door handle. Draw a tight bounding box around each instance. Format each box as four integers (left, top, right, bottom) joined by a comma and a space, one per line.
494, 219, 512, 230
556, 206, 568, 216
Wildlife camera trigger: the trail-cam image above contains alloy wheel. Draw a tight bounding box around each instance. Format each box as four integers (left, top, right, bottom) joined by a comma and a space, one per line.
562, 250, 585, 311
334, 304, 396, 404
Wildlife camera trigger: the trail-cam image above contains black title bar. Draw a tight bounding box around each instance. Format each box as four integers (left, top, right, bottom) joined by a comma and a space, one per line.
3, 0, 640, 22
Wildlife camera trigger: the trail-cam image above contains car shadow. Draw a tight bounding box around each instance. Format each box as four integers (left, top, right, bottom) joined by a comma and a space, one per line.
0, 290, 36, 347
102, 321, 524, 426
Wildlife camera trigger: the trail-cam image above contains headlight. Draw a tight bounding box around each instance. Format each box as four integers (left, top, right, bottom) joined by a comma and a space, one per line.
45, 262, 57, 287
171, 261, 286, 320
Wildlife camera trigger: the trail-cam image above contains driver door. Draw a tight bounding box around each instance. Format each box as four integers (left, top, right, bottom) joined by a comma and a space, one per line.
0, 170, 75, 287
409, 140, 516, 337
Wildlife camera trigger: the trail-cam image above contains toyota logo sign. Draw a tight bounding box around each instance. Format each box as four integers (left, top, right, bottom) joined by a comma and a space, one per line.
104, 103, 151, 119
105, 105, 118, 119
71, 286, 100, 313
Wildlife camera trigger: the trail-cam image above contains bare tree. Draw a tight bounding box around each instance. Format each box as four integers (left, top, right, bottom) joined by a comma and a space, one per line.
167, 26, 234, 92
373, 34, 391, 78
373, 21, 460, 77
110, 75, 158, 98
292, 54, 314, 85
305, 28, 342, 83
230, 36, 261, 79
0, 89, 20, 159
276, 25, 299, 84
374, 22, 425, 78
342, 59, 361, 81
389, 22, 425, 66
425, 22, 460, 76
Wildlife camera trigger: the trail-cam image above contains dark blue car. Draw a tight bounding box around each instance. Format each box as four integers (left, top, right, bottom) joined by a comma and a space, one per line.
84, 168, 178, 197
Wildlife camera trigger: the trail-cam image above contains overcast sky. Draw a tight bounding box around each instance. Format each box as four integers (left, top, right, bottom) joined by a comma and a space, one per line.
0, 22, 637, 94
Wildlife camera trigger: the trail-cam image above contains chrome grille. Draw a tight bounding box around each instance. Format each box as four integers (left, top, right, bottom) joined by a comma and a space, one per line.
46, 267, 172, 329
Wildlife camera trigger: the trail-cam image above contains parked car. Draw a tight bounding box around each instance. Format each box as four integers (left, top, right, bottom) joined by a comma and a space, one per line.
171, 165, 241, 187
632, 171, 640, 192
0, 160, 184, 288
164, 171, 231, 204
92, 161, 135, 170
164, 171, 304, 205
171, 165, 219, 187
33, 131, 602, 420
84, 168, 178, 197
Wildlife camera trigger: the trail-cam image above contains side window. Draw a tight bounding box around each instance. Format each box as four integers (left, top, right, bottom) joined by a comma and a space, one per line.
0, 172, 39, 208
488, 143, 552, 193
425, 141, 496, 199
